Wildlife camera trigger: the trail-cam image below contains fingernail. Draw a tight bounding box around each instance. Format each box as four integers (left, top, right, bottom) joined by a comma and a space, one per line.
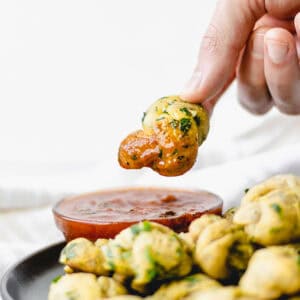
251, 33, 264, 59
180, 71, 202, 100
266, 40, 289, 64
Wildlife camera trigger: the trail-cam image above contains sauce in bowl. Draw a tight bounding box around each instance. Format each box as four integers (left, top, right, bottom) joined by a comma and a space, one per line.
53, 187, 223, 241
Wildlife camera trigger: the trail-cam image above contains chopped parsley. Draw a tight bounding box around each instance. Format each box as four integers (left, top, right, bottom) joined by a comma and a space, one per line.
132, 154, 137, 160
142, 221, 152, 231
193, 115, 201, 126
158, 149, 163, 159
131, 221, 152, 235
159, 96, 168, 101
121, 251, 131, 260
146, 269, 157, 281
145, 247, 155, 265
179, 118, 192, 134
184, 275, 199, 283
131, 224, 141, 235
244, 188, 250, 194
172, 149, 178, 155
65, 290, 78, 300
176, 247, 183, 256
170, 119, 179, 129
167, 99, 177, 106
180, 107, 192, 116
52, 275, 62, 283
142, 112, 147, 122
270, 203, 282, 217
269, 227, 282, 234
145, 246, 157, 280
156, 116, 165, 121
108, 261, 116, 271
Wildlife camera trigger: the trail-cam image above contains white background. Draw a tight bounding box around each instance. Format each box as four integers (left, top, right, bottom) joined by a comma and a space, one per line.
0, 1, 215, 164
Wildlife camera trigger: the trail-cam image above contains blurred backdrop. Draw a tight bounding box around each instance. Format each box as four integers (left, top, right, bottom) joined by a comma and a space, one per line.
0, 1, 214, 163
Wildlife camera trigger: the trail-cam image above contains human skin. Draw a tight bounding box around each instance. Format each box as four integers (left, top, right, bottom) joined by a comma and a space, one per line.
180, 0, 300, 115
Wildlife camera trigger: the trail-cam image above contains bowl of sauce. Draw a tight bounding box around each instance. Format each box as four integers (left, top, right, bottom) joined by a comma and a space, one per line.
53, 187, 223, 241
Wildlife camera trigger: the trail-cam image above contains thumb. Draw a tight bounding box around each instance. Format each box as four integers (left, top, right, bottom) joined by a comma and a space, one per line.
180, 0, 300, 105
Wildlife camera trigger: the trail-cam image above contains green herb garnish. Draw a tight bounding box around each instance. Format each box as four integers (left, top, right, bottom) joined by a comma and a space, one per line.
145, 246, 157, 280
269, 227, 282, 234
156, 116, 165, 121
142, 221, 152, 231
193, 115, 201, 126
180, 107, 192, 116
131, 224, 140, 235
159, 96, 168, 101
121, 251, 131, 260
145, 247, 155, 264
170, 119, 179, 128
65, 290, 78, 300
270, 203, 282, 217
146, 268, 157, 281
172, 149, 178, 155
52, 275, 62, 283
108, 261, 116, 271
184, 275, 199, 283
179, 118, 192, 134
131, 221, 152, 235
158, 149, 163, 159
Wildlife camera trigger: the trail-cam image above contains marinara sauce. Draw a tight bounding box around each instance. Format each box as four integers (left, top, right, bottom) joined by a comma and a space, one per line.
53, 187, 222, 241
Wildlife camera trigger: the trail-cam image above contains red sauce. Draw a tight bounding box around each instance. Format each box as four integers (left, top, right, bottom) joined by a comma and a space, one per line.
53, 187, 222, 241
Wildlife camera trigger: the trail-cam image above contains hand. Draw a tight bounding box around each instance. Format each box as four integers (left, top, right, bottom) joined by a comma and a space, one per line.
180, 0, 300, 115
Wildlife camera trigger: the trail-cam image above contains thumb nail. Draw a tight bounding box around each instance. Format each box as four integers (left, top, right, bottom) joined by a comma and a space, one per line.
180, 71, 203, 101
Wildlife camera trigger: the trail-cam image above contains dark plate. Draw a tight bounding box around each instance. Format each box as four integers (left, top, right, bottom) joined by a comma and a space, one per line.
1, 242, 65, 300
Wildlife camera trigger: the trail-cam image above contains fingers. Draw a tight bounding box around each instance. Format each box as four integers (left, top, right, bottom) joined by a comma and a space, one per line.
265, 0, 300, 19
264, 28, 300, 114
181, 0, 300, 107
237, 28, 273, 115
181, 0, 265, 104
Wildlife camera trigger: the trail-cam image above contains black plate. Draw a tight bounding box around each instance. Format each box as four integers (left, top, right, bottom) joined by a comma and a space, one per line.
1, 242, 65, 300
